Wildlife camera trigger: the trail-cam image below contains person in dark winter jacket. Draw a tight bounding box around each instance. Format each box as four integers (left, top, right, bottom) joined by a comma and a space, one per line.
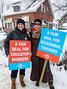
30, 19, 55, 89
4, 19, 30, 89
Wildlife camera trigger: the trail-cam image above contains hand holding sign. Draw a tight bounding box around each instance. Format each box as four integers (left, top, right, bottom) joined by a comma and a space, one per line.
36, 28, 66, 86
7, 55, 12, 60
37, 28, 66, 63
9, 40, 31, 70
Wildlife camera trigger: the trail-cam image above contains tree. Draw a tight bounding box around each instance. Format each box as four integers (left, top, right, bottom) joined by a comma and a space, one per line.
0, 0, 9, 30
53, 0, 67, 12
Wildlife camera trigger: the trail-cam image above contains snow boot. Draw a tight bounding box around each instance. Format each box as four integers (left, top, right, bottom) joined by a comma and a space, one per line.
19, 75, 25, 87
50, 86, 55, 89
48, 81, 55, 89
11, 79, 16, 89
36, 81, 39, 87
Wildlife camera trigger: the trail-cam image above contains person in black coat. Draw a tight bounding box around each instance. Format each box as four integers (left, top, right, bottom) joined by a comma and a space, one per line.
30, 19, 55, 89
4, 19, 29, 89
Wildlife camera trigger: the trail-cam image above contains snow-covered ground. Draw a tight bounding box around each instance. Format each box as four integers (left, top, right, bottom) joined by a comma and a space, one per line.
0, 31, 67, 89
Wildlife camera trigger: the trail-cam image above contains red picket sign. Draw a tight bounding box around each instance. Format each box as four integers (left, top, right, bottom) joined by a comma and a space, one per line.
9, 40, 31, 63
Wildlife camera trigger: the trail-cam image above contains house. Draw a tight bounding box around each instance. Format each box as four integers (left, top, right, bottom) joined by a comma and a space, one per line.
3, 0, 54, 32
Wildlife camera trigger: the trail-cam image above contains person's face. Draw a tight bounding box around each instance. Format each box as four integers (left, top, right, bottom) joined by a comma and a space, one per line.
17, 23, 24, 31
34, 22, 41, 32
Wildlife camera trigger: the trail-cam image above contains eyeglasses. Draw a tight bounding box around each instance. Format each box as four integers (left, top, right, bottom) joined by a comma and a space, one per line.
34, 23, 41, 26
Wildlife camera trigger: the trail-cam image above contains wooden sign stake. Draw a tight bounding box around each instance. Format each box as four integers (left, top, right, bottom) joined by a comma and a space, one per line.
39, 60, 48, 86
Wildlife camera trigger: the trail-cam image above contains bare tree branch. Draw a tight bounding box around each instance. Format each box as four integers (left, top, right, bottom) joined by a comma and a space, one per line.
0, 0, 9, 30
53, 0, 67, 12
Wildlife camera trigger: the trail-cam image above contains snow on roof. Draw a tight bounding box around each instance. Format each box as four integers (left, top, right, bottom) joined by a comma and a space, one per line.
3, 0, 53, 17
26, 0, 45, 12
3, 0, 45, 16
9, 0, 23, 4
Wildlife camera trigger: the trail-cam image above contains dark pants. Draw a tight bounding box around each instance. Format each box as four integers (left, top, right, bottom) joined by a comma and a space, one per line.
11, 69, 25, 79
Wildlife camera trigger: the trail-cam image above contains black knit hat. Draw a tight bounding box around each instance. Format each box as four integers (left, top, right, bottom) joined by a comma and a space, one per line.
17, 19, 25, 26
34, 19, 42, 25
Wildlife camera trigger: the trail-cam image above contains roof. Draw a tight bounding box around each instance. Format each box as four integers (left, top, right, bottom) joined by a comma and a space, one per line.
9, 0, 23, 4
3, 0, 54, 17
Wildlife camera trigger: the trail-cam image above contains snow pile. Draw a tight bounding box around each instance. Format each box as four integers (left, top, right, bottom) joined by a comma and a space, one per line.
0, 49, 8, 67
50, 64, 67, 89
0, 32, 7, 41
0, 31, 8, 67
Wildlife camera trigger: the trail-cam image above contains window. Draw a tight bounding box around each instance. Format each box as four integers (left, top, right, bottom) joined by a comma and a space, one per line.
49, 23, 52, 28
13, 6, 20, 12
47, 7, 49, 15
25, 22, 29, 29
41, 4, 45, 13
44, 6, 45, 13
7, 23, 14, 29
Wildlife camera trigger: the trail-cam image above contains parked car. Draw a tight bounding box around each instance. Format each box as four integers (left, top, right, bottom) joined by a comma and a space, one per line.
58, 27, 67, 34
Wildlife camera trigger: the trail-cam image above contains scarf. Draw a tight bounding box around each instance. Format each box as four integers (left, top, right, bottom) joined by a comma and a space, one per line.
32, 30, 41, 39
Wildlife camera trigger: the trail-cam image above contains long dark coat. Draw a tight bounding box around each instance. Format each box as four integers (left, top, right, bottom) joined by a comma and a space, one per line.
30, 32, 53, 83
5, 27, 29, 56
